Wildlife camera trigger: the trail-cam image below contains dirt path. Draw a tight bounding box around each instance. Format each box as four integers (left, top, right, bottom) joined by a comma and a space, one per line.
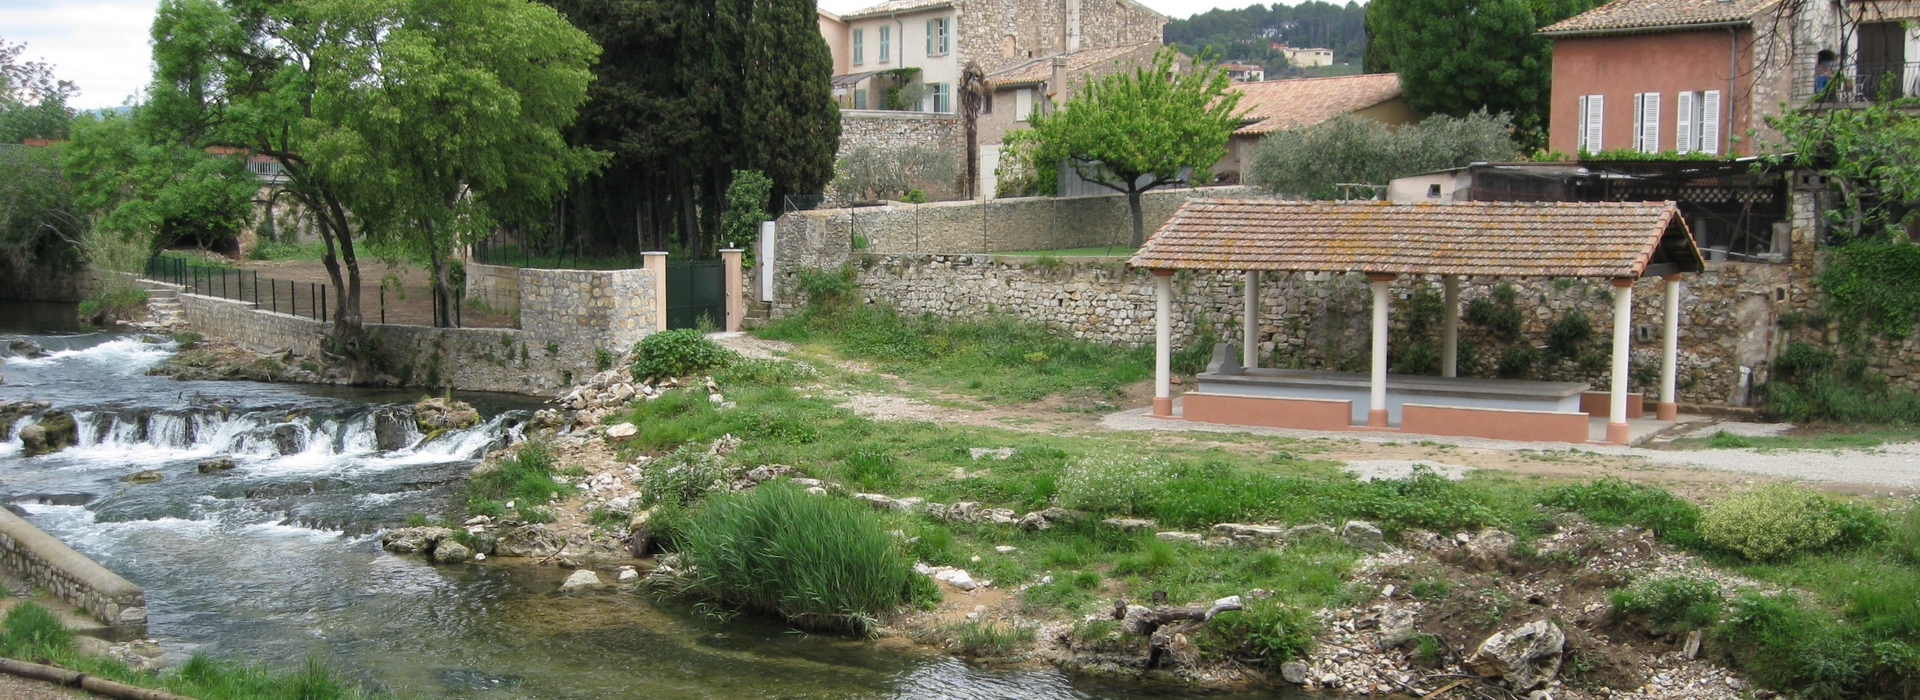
0, 673, 92, 699
231, 258, 515, 329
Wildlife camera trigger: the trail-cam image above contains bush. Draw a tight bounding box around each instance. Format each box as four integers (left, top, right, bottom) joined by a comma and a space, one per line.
1700, 484, 1882, 561
467, 441, 565, 520
1196, 599, 1317, 669
1539, 477, 1703, 547
671, 483, 935, 634
636, 444, 732, 508
1756, 343, 1920, 424
1610, 576, 1722, 632
78, 285, 149, 323
1056, 453, 1166, 515
953, 620, 1036, 656
631, 329, 735, 381
1712, 592, 1919, 700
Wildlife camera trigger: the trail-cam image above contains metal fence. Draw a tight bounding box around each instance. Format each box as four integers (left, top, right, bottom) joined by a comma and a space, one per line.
144, 255, 333, 322
472, 233, 643, 270
1807, 62, 1920, 102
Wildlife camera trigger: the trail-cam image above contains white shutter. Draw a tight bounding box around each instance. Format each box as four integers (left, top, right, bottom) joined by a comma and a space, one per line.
1585, 94, 1604, 152
1675, 91, 1694, 154
1576, 96, 1588, 152
926, 20, 935, 55
1631, 93, 1644, 151
1699, 90, 1721, 155
1015, 89, 1033, 121
1641, 92, 1661, 153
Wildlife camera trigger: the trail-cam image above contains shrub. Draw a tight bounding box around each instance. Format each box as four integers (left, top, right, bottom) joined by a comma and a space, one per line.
1700, 484, 1882, 561
1713, 592, 1908, 700
1539, 477, 1703, 547
1196, 599, 1317, 670
172, 331, 203, 349
1056, 453, 1166, 515
467, 441, 565, 520
631, 329, 735, 381
637, 445, 732, 508
1545, 311, 1593, 359
78, 285, 149, 323
1610, 576, 1723, 632
953, 620, 1036, 656
672, 483, 934, 634
1756, 342, 1920, 424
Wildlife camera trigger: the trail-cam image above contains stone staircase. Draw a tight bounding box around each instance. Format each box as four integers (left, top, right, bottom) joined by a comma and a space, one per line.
129, 288, 187, 333
743, 299, 773, 327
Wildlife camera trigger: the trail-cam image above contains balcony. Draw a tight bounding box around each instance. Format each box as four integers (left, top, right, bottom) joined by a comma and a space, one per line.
1808, 62, 1920, 105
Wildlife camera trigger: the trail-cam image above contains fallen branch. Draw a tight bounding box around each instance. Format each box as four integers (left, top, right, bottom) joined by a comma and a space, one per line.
0, 657, 197, 700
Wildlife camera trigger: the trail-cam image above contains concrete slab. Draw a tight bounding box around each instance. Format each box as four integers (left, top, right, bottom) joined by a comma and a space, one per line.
1587, 415, 1679, 445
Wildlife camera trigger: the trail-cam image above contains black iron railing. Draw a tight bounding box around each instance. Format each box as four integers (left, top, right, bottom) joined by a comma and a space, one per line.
142, 254, 330, 323
1810, 62, 1920, 103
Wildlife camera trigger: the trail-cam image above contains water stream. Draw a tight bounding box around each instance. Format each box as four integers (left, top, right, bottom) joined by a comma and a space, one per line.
0, 309, 1299, 699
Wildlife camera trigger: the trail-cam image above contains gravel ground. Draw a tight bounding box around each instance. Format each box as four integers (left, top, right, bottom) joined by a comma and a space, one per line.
0, 674, 91, 699
1103, 409, 1920, 489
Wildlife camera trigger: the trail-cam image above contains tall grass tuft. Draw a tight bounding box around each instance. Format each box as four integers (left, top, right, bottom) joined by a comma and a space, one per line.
1539, 477, 1704, 547
467, 440, 565, 520
0, 602, 73, 659
672, 483, 937, 634
1756, 343, 1920, 424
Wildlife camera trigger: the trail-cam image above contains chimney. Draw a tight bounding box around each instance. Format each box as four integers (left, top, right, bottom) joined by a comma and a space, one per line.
1066, 0, 1082, 52
1050, 56, 1069, 102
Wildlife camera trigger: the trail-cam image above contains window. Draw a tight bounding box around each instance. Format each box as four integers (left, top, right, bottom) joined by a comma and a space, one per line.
879, 25, 891, 62
1576, 94, 1603, 153
925, 17, 949, 56
982, 91, 993, 114
1632, 92, 1660, 153
1015, 88, 1033, 121
929, 82, 951, 113
1675, 90, 1722, 155
853, 88, 868, 110
853, 29, 864, 64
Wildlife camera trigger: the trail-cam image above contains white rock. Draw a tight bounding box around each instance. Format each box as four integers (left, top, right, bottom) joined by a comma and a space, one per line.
464, 515, 492, 526
994, 545, 1017, 553
617, 568, 639, 583
606, 423, 638, 438
473, 553, 486, 561
709, 393, 725, 404
560, 569, 603, 591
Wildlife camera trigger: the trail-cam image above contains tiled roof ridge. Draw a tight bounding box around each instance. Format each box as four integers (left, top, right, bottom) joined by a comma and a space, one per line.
1539, 0, 1778, 34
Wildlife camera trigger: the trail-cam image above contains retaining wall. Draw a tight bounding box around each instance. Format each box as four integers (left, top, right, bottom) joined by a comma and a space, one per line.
0, 507, 145, 636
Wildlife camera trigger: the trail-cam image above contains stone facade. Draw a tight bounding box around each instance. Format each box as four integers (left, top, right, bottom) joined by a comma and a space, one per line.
465, 261, 521, 315
836, 110, 965, 160
956, 0, 1164, 75
0, 507, 145, 635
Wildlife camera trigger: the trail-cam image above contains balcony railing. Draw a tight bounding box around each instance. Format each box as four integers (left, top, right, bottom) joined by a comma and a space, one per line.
1810, 62, 1920, 103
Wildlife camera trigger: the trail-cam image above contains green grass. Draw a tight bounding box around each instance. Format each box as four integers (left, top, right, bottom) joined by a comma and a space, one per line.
952, 620, 1036, 655
669, 483, 938, 634
0, 601, 392, 700
466, 441, 566, 521
1538, 477, 1703, 548
247, 238, 330, 261
1672, 428, 1920, 451
1610, 576, 1723, 632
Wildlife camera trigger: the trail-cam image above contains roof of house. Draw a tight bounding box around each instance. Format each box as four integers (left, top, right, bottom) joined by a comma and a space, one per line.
1230, 73, 1404, 135
1539, 0, 1778, 35
841, 0, 952, 19
1127, 200, 1704, 278
987, 43, 1159, 86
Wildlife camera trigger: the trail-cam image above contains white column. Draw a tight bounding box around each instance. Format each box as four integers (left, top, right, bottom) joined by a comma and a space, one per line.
1369, 275, 1392, 427
1153, 270, 1174, 417
1659, 275, 1682, 421
1608, 279, 1634, 443
758, 221, 776, 302
642, 251, 669, 333
1243, 270, 1259, 369
1442, 275, 1460, 378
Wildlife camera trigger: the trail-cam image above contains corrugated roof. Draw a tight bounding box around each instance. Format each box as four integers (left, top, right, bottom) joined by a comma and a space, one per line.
1539, 0, 1775, 35
1128, 200, 1704, 278
986, 43, 1160, 86
842, 0, 952, 19
1231, 73, 1404, 135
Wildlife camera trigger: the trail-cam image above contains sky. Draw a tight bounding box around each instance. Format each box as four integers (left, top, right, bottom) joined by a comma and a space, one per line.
3, 0, 1274, 110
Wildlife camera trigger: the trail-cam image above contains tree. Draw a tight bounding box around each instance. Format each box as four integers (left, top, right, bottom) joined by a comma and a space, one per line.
1025, 48, 1241, 247
1365, 0, 1596, 149
0, 38, 78, 143
1246, 112, 1519, 199
0, 144, 83, 277
959, 62, 988, 200
829, 145, 958, 202
720, 169, 772, 250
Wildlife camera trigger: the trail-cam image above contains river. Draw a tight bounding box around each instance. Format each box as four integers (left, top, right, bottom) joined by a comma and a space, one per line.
0, 307, 1297, 699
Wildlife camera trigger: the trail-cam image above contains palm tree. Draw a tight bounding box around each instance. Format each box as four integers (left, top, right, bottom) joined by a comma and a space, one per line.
959, 62, 989, 200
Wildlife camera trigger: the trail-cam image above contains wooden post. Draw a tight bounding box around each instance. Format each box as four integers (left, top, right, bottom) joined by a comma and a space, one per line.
1243, 270, 1259, 369
1368, 273, 1395, 428
1609, 278, 1635, 444
1660, 274, 1683, 421
1153, 269, 1174, 418
643, 251, 668, 332
1442, 275, 1460, 378
720, 248, 744, 332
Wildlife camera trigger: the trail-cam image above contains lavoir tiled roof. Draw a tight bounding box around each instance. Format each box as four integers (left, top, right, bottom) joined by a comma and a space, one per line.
1231, 73, 1405, 135
1128, 200, 1705, 278
1539, 0, 1777, 35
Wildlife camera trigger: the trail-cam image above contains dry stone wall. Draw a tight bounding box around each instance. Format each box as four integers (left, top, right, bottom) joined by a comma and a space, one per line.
837, 111, 964, 160
0, 507, 145, 634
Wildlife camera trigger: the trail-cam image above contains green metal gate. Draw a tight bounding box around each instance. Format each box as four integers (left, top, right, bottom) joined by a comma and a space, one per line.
665, 260, 726, 330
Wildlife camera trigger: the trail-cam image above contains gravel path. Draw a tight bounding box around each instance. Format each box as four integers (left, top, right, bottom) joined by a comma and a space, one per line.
1102, 409, 1920, 489
0, 674, 91, 699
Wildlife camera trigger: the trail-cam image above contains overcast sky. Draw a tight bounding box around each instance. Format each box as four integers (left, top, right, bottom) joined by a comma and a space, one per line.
3, 0, 1273, 110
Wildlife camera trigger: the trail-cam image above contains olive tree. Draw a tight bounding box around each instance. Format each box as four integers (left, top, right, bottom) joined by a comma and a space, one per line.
1246, 111, 1519, 199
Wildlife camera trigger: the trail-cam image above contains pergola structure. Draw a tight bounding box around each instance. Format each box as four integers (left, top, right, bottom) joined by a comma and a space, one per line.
1128, 200, 1706, 444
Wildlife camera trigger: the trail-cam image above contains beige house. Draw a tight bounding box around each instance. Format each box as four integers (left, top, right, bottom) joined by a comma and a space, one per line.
1281, 46, 1335, 67
1215, 73, 1422, 180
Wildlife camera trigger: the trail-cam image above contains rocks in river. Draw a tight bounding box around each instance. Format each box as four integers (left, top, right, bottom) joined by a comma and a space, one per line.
0, 400, 49, 440
20, 410, 77, 457
271, 424, 305, 455
197, 458, 236, 474
1466, 620, 1565, 690
627, 509, 655, 558
371, 407, 413, 451
433, 540, 474, 564
493, 523, 566, 558
122, 470, 164, 484
8, 339, 49, 359
1280, 661, 1311, 684
413, 397, 479, 433
382, 527, 456, 554
559, 569, 603, 591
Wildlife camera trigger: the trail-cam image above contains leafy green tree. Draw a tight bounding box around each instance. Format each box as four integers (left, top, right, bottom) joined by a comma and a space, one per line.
0, 144, 83, 277
1366, 0, 1596, 149
64, 111, 256, 253
721, 169, 772, 250
1246, 112, 1519, 199
1025, 48, 1241, 247
0, 38, 77, 143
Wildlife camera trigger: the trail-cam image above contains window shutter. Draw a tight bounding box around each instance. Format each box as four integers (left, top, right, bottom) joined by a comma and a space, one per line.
1675, 92, 1694, 154
941, 19, 949, 54
1585, 95, 1603, 152
1576, 96, 1589, 152
1631, 93, 1644, 151
1641, 92, 1660, 153
1699, 90, 1721, 155
927, 20, 935, 55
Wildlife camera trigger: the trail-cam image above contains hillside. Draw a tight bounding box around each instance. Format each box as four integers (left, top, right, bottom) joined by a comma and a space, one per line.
1163, 1, 1368, 78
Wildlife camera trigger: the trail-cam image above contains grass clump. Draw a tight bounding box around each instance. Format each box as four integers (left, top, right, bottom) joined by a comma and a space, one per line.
636, 444, 732, 508
631, 328, 735, 381
78, 286, 149, 324
1714, 592, 1913, 700
953, 620, 1036, 656
1539, 477, 1703, 547
1196, 599, 1317, 670
670, 483, 937, 634
1756, 343, 1920, 424
467, 441, 565, 520
1610, 576, 1723, 632
1699, 484, 1885, 561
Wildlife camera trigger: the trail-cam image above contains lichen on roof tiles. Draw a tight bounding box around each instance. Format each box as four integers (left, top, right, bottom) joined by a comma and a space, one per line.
1539, 0, 1777, 34
1230, 73, 1404, 135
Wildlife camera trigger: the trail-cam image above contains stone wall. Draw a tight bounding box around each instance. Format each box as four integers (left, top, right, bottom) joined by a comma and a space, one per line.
162, 266, 658, 396
837, 111, 965, 161
0, 262, 98, 303
465, 261, 521, 315
0, 507, 145, 636
957, 0, 1164, 76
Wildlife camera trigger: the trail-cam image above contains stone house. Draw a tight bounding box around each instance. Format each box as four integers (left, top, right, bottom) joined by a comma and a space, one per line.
1214, 72, 1421, 181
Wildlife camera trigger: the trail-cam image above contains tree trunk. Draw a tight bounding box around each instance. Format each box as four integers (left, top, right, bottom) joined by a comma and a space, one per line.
1128, 188, 1146, 248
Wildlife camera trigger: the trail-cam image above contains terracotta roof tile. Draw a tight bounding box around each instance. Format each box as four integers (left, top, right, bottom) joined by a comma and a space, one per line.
1230, 73, 1405, 135
1128, 200, 1703, 278
1540, 0, 1776, 34
987, 43, 1160, 86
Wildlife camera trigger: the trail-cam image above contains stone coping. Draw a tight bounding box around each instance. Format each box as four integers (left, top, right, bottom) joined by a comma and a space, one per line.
0, 508, 145, 632
1198, 368, 1590, 400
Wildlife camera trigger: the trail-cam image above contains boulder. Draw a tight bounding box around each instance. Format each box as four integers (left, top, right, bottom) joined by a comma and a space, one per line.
8, 339, 48, 359
1280, 661, 1311, 685
22, 411, 76, 457
381, 526, 455, 554
605, 423, 638, 439
1016, 512, 1051, 530
1466, 529, 1518, 572
433, 539, 474, 564
271, 424, 305, 455
1155, 531, 1205, 544
559, 569, 603, 591
1466, 620, 1565, 690
742, 464, 792, 483
628, 509, 655, 558
1212, 523, 1287, 545
0, 400, 49, 440
494, 523, 566, 558
1103, 517, 1157, 532
1378, 607, 1419, 649
122, 470, 164, 484
933, 568, 980, 590
197, 458, 237, 474
17, 424, 46, 455
371, 408, 413, 452
414, 397, 479, 432
1342, 520, 1386, 551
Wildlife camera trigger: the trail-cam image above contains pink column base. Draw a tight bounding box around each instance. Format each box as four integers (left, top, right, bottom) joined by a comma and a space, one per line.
1656, 401, 1678, 421
1367, 409, 1389, 428
1607, 421, 1631, 444
1152, 396, 1173, 417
